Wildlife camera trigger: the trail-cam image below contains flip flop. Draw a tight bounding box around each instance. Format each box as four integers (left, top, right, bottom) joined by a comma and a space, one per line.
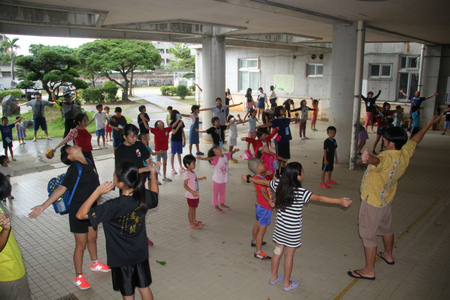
268, 273, 284, 285
377, 252, 395, 265
347, 270, 375, 280
162, 178, 172, 182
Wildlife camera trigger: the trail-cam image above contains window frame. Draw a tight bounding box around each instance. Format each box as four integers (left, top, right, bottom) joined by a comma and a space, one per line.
306, 63, 323, 78
369, 63, 392, 79
238, 58, 260, 92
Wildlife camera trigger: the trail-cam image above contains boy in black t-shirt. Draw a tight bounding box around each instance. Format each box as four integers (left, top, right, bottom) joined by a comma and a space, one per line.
197, 117, 228, 148
137, 105, 150, 138
320, 126, 338, 189
109, 107, 127, 153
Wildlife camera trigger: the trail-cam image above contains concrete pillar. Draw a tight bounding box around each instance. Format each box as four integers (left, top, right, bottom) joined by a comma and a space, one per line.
201, 29, 226, 132
421, 45, 441, 125
329, 23, 357, 164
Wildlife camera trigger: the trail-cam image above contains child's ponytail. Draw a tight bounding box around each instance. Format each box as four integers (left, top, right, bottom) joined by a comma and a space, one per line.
115, 161, 147, 213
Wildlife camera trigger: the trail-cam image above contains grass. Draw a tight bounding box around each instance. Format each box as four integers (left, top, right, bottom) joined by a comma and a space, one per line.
170, 97, 196, 105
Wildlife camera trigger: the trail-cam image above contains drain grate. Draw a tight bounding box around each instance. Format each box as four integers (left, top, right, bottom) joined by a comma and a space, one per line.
57, 294, 79, 300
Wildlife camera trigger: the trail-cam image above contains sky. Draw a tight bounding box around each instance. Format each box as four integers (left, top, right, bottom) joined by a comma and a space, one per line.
6, 34, 95, 55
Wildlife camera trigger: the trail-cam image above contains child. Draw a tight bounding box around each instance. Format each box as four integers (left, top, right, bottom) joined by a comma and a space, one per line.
246, 109, 258, 150
104, 106, 112, 142
320, 126, 338, 189
357, 123, 369, 156
76, 161, 158, 299
227, 114, 246, 163
197, 146, 239, 213
137, 105, 150, 139
197, 117, 228, 149
441, 104, 450, 135
139, 133, 161, 187
109, 107, 127, 153
0, 116, 21, 161
256, 87, 268, 120
150, 119, 181, 182
87, 103, 108, 149
166, 106, 173, 126
241, 127, 279, 157
291, 99, 316, 140
393, 105, 404, 127
258, 145, 287, 181
293, 112, 299, 124
248, 158, 274, 260
362, 90, 382, 133
269, 85, 277, 106
372, 102, 396, 155
282, 99, 295, 118
410, 106, 423, 138
29, 145, 109, 290
243, 88, 255, 120
15, 115, 26, 144
182, 105, 203, 156
0, 155, 14, 200
244, 162, 351, 291
169, 110, 186, 174
183, 154, 207, 229
311, 98, 319, 131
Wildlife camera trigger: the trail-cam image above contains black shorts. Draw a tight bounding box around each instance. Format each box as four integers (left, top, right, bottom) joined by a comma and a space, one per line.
112, 258, 152, 296
410, 126, 420, 136
275, 141, 290, 160
2, 140, 12, 149
322, 158, 334, 172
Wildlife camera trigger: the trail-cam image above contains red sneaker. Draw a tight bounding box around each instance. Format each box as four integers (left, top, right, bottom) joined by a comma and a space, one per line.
320, 183, 330, 189
326, 180, 337, 185
90, 261, 111, 272
74, 274, 91, 290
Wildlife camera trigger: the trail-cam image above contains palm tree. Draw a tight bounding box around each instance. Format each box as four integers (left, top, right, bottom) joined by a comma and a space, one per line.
1, 36, 20, 80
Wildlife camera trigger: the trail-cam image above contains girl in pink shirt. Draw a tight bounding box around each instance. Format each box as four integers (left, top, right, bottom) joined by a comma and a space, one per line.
197, 146, 239, 213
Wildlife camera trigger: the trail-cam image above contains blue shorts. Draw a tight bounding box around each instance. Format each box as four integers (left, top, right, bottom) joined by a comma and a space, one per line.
113, 137, 122, 148
256, 204, 272, 226
445, 121, 450, 129
171, 141, 183, 154
257, 100, 265, 109
33, 117, 47, 131
377, 126, 386, 136
96, 128, 105, 137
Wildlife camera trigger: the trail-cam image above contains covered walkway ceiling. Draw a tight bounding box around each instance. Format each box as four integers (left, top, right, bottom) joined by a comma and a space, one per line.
1, 0, 449, 50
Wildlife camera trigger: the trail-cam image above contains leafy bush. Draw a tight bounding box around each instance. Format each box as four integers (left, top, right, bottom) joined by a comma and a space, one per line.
176, 84, 188, 99
80, 87, 105, 103
103, 81, 118, 102
189, 85, 196, 92
160, 86, 171, 96
169, 86, 177, 96
0, 89, 23, 101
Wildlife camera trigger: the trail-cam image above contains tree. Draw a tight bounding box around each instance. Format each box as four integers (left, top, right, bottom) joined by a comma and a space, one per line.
77, 39, 161, 101
168, 43, 195, 71
15, 44, 85, 97
1, 36, 20, 80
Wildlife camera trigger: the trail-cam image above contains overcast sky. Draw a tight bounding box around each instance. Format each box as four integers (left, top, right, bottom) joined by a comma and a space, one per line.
7, 34, 95, 55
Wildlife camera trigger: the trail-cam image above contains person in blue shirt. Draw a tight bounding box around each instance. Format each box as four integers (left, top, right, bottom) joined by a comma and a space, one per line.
399, 89, 438, 131
0, 116, 21, 161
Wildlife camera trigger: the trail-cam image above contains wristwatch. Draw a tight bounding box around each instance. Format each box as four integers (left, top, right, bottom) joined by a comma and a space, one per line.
246, 174, 251, 183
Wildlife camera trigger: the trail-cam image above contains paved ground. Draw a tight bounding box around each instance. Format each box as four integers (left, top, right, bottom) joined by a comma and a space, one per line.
2, 89, 449, 299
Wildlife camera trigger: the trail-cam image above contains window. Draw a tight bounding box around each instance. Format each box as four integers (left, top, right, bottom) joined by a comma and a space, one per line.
306, 64, 323, 77
401, 56, 419, 69
238, 58, 260, 91
369, 64, 391, 78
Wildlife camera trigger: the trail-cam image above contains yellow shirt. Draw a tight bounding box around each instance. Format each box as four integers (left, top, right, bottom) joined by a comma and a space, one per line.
360, 140, 417, 207
0, 209, 26, 282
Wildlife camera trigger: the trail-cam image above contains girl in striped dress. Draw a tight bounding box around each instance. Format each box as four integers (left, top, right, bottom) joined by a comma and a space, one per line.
249, 162, 351, 291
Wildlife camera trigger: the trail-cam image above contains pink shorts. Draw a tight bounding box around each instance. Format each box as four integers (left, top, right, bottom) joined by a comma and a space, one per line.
187, 198, 199, 208
248, 131, 256, 139
311, 114, 317, 125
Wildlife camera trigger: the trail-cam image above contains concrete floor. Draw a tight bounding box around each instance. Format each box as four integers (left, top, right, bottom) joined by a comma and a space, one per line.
2, 98, 449, 299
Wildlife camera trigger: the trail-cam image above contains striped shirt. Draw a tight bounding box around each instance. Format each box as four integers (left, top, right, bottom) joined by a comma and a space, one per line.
270, 180, 312, 247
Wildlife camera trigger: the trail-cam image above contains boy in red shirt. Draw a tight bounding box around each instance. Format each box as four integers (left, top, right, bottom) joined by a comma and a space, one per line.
150, 119, 182, 182
247, 158, 274, 260
241, 128, 279, 156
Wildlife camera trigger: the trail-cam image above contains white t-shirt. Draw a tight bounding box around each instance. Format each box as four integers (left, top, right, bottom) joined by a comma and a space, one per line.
229, 118, 238, 138
93, 112, 107, 130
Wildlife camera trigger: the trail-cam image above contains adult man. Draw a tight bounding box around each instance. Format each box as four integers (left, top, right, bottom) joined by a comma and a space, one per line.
51, 87, 78, 139
202, 98, 242, 126
347, 115, 441, 280
399, 89, 438, 131
19, 93, 56, 141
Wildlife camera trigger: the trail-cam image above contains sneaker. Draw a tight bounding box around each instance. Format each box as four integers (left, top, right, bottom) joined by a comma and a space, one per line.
299, 137, 304, 140
196, 152, 204, 155
254, 251, 272, 260
326, 180, 337, 185
304, 137, 309, 140
90, 261, 111, 272
74, 274, 91, 290
251, 241, 267, 247
320, 183, 330, 189
171, 169, 177, 175
179, 167, 186, 173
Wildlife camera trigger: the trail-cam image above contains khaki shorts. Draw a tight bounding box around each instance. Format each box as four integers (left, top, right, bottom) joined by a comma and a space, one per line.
358, 198, 393, 247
